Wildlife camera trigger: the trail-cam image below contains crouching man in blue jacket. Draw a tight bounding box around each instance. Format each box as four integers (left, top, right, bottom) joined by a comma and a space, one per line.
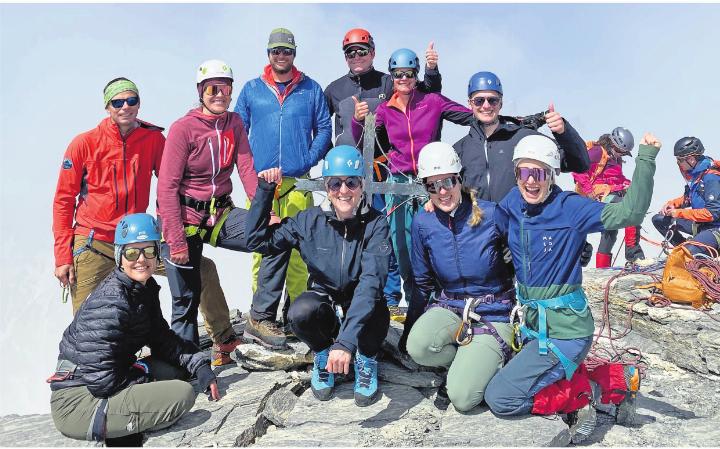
246, 145, 391, 407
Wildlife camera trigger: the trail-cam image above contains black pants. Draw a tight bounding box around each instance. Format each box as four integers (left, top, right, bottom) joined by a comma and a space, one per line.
652, 214, 716, 247
287, 290, 390, 357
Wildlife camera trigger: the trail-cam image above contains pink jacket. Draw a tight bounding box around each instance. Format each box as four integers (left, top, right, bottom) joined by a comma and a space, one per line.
158, 108, 257, 255
573, 142, 630, 198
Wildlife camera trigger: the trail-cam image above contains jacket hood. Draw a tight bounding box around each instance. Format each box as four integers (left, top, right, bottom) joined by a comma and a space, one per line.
184, 107, 232, 126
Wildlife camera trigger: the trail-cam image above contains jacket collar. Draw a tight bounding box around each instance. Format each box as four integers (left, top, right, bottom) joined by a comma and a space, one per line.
261, 65, 303, 102
521, 184, 562, 217
387, 89, 419, 111
321, 193, 372, 223
114, 268, 160, 302
468, 115, 522, 140
434, 192, 471, 223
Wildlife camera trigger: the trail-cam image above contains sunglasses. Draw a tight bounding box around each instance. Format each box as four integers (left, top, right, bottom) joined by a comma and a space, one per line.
122, 245, 158, 262
515, 167, 551, 182
345, 48, 370, 59
109, 96, 139, 109
325, 176, 363, 192
391, 70, 417, 80
203, 84, 232, 97
424, 175, 459, 194
470, 96, 501, 107
270, 48, 295, 56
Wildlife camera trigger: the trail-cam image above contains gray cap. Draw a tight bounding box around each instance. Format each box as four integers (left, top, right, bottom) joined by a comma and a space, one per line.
268, 28, 296, 49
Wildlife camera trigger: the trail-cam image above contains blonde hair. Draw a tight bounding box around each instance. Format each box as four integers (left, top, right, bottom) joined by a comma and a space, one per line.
465, 187, 484, 227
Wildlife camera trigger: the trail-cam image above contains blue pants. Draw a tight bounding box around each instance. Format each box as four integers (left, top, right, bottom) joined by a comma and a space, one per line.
161, 207, 250, 345
484, 336, 592, 416
385, 173, 420, 302
371, 191, 402, 306
686, 228, 720, 256
652, 214, 717, 246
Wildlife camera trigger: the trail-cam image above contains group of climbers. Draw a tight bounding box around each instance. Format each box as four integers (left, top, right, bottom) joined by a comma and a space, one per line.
48, 25, 716, 447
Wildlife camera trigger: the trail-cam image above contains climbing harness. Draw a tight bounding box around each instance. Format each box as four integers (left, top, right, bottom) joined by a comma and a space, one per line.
181, 194, 234, 247
72, 229, 114, 261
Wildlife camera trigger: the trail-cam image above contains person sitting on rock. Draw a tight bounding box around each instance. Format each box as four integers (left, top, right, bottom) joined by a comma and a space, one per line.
48, 214, 220, 447
245, 145, 391, 407
399, 142, 515, 412
483, 133, 659, 443
652, 136, 720, 247
572, 127, 646, 268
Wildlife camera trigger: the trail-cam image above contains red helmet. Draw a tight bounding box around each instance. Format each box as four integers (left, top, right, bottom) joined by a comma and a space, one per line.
342, 28, 374, 50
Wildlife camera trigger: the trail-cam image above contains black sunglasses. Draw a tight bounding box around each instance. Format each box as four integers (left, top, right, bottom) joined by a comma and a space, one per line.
391, 70, 417, 80
110, 96, 139, 109
270, 48, 295, 56
424, 175, 459, 194
122, 245, 158, 262
325, 176, 363, 192
345, 48, 370, 59
470, 96, 501, 107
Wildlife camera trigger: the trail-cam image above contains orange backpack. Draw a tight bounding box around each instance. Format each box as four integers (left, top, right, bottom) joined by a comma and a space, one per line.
653, 241, 719, 309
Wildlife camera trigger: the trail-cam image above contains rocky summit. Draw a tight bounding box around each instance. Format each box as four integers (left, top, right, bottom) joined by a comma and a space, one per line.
2, 268, 719, 447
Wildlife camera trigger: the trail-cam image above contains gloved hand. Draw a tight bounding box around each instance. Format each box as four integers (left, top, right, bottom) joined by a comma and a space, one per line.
580, 241, 593, 267
194, 364, 220, 401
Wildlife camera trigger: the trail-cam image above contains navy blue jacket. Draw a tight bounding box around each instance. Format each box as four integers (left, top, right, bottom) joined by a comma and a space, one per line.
406, 195, 514, 331
51, 269, 211, 397
672, 156, 720, 224
454, 116, 590, 201
246, 179, 391, 354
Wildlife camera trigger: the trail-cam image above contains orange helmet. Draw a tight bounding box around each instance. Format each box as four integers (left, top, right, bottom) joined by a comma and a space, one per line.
342, 28, 374, 50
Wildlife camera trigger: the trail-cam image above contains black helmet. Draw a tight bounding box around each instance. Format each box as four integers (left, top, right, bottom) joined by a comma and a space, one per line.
674, 137, 705, 157
609, 127, 634, 156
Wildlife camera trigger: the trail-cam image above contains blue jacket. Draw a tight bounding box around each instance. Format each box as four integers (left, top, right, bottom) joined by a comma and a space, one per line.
673, 156, 720, 224
406, 195, 514, 332
246, 179, 391, 355
234, 66, 332, 176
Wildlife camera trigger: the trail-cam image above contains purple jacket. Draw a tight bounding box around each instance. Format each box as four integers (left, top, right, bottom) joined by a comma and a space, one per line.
351, 90, 473, 175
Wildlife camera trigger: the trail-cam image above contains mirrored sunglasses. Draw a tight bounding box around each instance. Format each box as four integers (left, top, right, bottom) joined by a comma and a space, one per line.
122, 245, 158, 262
470, 96, 501, 107
345, 48, 370, 59
110, 96, 139, 109
325, 176, 363, 192
424, 175, 459, 194
515, 167, 551, 182
270, 48, 295, 56
203, 84, 232, 97
391, 70, 417, 80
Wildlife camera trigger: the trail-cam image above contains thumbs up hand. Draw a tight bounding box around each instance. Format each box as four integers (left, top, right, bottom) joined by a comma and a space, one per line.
544, 102, 565, 135
353, 95, 370, 122
425, 41, 438, 70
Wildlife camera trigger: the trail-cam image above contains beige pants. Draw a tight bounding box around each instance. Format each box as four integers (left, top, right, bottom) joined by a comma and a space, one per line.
70, 235, 233, 343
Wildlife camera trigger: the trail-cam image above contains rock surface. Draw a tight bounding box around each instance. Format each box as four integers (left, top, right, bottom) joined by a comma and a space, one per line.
3, 269, 720, 447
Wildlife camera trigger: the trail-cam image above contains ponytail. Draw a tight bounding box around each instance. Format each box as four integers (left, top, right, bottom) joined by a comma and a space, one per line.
465, 188, 484, 227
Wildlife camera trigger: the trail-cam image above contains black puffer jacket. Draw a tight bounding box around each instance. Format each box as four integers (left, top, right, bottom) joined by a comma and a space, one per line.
246, 179, 392, 354
51, 269, 211, 397
453, 116, 590, 202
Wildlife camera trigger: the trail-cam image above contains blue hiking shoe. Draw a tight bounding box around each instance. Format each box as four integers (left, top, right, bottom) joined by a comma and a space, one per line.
354, 352, 380, 407
311, 348, 334, 401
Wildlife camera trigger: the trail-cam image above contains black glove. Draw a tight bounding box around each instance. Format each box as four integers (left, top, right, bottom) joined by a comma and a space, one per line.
580, 241, 593, 267
128, 361, 151, 385
193, 364, 216, 398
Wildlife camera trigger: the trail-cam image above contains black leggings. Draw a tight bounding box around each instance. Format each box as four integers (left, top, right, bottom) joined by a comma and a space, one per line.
288, 290, 389, 356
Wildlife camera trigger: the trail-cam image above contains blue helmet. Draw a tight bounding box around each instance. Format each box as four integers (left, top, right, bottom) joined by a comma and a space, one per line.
322, 145, 364, 177
467, 71, 503, 97
114, 213, 161, 265
388, 48, 419, 72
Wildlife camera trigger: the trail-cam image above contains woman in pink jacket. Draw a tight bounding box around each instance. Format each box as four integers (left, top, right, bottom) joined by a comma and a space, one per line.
572, 127, 646, 268
157, 60, 273, 347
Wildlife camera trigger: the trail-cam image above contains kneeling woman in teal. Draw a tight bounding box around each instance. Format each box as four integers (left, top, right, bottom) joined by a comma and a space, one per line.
400, 142, 514, 412
484, 133, 659, 443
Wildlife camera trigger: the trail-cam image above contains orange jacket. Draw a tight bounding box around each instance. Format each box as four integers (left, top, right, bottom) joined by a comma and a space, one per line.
52, 117, 165, 267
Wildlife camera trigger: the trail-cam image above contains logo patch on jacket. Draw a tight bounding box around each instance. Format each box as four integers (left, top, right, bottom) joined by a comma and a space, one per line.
62, 158, 73, 170
378, 240, 392, 256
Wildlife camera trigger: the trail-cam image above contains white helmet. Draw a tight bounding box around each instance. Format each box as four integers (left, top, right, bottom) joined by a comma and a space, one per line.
417, 142, 463, 179
513, 135, 561, 173
196, 59, 234, 83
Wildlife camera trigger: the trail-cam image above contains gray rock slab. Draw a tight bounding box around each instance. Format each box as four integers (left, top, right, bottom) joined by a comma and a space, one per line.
379, 361, 444, 388
0, 414, 94, 447
232, 340, 313, 371
144, 367, 288, 447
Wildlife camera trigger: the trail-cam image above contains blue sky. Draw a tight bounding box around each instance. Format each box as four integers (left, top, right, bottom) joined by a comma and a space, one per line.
1, 3, 719, 415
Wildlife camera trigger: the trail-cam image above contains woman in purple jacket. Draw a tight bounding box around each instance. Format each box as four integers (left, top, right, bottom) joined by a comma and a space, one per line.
351, 48, 473, 303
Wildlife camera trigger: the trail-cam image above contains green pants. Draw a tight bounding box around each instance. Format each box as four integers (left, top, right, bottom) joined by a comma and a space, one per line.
50, 359, 195, 441
406, 307, 513, 412
248, 177, 312, 302
70, 235, 233, 343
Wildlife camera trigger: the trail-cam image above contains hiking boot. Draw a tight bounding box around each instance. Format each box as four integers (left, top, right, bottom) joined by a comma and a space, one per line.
354, 352, 380, 407
211, 334, 242, 367
590, 379, 617, 416
566, 401, 597, 444
243, 317, 288, 349
616, 365, 641, 426
388, 305, 406, 323
311, 348, 334, 401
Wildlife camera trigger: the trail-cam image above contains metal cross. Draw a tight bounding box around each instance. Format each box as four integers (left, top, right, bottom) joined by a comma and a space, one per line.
293, 113, 427, 196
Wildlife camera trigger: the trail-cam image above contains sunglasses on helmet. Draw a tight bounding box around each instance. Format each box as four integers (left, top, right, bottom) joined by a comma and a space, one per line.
515, 167, 551, 182
325, 176, 363, 192
109, 96, 139, 109
122, 245, 158, 262
424, 175, 460, 194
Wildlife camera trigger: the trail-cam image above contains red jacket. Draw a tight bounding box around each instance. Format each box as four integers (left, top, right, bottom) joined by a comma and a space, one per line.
53, 118, 165, 267
157, 108, 258, 256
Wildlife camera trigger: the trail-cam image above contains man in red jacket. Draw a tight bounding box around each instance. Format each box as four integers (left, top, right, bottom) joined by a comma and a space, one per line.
52, 77, 241, 365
